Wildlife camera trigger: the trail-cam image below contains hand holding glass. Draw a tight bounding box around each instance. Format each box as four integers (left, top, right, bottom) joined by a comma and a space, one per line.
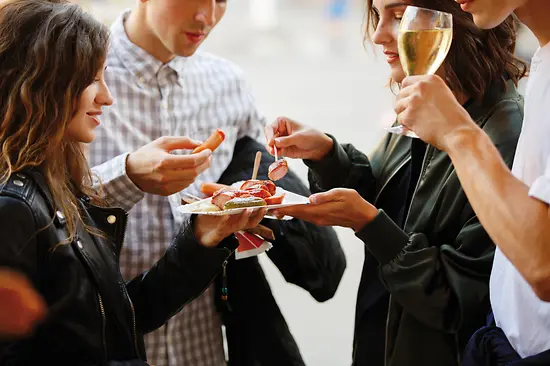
385, 6, 453, 138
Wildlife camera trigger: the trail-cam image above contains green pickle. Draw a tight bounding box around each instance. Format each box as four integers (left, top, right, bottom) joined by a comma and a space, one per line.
223, 197, 267, 210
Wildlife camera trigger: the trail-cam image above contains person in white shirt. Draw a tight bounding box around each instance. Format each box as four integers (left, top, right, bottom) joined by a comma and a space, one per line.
391, 0, 550, 363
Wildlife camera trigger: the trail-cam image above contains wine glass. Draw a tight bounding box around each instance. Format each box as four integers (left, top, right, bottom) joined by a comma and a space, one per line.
385, 5, 453, 138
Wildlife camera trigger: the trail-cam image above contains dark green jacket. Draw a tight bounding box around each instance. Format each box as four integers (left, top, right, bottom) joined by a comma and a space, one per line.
306, 80, 524, 366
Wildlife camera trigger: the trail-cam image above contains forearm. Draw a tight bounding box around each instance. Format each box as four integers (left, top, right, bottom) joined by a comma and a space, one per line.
126, 222, 235, 333
357, 210, 493, 331
306, 137, 376, 200
447, 128, 550, 298
91, 153, 144, 211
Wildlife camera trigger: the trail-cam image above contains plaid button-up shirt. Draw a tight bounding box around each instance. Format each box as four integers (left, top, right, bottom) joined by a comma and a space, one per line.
89, 11, 263, 366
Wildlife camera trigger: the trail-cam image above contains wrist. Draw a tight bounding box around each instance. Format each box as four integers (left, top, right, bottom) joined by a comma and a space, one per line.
193, 218, 222, 248
443, 119, 483, 156
310, 134, 334, 161
125, 153, 140, 188
352, 201, 378, 232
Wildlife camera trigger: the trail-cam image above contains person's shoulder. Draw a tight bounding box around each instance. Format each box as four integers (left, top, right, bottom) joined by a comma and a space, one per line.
192, 51, 246, 81
0, 174, 37, 222
481, 84, 524, 146
0, 172, 37, 204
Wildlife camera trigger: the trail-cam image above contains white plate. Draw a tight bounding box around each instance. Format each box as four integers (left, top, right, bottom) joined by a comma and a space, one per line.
177, 182, 309, 219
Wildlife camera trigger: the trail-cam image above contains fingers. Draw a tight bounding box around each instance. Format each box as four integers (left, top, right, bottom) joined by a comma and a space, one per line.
153, 136, 203, 151
247, 207, 267, 228
264, 123, 278, 146
394, 95, 410, 116
309, 188, 350, 205
272, 205, 313, 221
157, 149, 212, 170
273, 135, 300, 149
309, 191, 338, 205
400, 75, 425, 88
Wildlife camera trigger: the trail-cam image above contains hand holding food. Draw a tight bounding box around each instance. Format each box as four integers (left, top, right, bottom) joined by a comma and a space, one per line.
264, 117, 334, 161
126, 136, 212, 196
273, 188, 378, 232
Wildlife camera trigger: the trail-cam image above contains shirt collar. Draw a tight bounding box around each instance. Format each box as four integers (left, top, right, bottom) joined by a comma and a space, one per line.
110, 10, 191, 85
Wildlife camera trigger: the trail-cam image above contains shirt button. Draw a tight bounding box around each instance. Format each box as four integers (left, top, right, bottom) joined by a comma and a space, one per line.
13, 180, 24, 187
77, 240, 83, 249
107, 215, 117, 224
138, 76, 146, 84
162, 100, 169, 109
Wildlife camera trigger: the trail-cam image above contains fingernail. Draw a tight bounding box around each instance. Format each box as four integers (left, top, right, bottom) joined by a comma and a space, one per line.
309, 195, 318, 204
274, 138, 281, 145
193, 139, 202, 145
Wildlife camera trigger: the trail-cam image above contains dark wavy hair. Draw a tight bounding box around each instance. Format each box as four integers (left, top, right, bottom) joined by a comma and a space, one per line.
364, 0, 528, 103
0, 0, 110, 243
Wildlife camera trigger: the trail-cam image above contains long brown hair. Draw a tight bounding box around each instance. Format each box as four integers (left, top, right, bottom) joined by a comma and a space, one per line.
364, 0, 528, 103
0, 0, 110, 243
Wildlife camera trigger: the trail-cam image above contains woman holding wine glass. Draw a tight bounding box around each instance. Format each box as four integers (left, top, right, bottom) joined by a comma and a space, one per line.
265, 1, 526, 365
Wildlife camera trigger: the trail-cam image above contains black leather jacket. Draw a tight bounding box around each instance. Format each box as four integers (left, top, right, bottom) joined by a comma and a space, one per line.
0, 169, 236, 365
306, 80, 524, 366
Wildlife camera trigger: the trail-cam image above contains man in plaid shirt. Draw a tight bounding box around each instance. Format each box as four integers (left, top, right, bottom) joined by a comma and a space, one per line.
90, 0, 346, 365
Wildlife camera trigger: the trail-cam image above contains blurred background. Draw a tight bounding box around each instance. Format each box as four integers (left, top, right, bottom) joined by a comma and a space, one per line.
76, 0, 538, 364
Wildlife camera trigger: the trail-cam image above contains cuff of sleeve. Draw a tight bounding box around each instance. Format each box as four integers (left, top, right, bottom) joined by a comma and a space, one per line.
304, 135, 352, 189
529, 175, 550, 205
355, 210, 409, 264
177, 216, 236, 263
95, 153, 145, 211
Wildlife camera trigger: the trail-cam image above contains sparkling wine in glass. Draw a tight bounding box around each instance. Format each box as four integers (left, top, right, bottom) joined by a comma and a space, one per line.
385, 6, 453, 138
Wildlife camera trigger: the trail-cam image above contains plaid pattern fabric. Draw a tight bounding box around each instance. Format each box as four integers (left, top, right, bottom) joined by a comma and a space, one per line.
89, 10, 264, 366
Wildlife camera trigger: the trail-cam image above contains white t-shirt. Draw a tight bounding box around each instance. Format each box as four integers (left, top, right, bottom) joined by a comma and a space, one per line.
490, 42, 550, 358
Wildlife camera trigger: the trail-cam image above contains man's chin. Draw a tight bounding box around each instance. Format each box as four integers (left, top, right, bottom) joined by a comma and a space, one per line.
176, 45, 201, 58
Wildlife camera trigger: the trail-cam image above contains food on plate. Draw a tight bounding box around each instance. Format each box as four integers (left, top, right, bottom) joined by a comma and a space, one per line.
192, 128, 225, 154
223, 197, 267, 210
200, 182, 233, 197
212, 189, 250, 209
268, 159, 288, 181
264, 194, 285, 205
206, 179, 286, 210
240, 180, 276, 195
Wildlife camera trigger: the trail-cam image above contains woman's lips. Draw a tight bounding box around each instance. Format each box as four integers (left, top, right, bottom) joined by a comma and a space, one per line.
385, 53, 399, 64
455, 0, 473, 11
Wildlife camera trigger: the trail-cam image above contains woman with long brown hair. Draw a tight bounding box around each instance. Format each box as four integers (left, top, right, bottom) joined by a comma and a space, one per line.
0, 1, 266, 365
264, 0, 527, 365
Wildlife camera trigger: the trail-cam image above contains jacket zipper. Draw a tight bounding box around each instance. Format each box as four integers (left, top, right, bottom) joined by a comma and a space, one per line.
383, 146, 433, 366
96, 291, 108, 363
117, 211, 140, 359
403, 146, 433, 227
124, 289, 139, 359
